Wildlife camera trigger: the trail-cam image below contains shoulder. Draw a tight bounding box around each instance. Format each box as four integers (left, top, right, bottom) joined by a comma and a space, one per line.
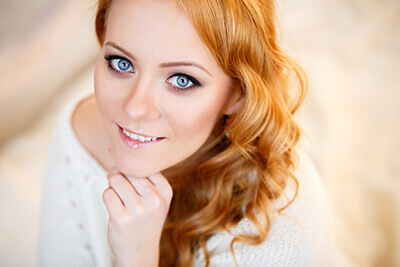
71, 95, 114, 171
290, 150, 332, 219
71, 95, 97, 139
71, 95, 98, 152
275, 150, 334, 234
270, 149, 337, 264
194, 150, 337, 266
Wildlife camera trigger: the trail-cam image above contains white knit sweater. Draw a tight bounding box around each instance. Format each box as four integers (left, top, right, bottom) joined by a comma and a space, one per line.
38, 95, 337, 267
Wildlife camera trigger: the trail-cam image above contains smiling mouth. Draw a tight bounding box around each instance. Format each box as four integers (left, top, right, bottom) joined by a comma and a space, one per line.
118, 125, 165, 143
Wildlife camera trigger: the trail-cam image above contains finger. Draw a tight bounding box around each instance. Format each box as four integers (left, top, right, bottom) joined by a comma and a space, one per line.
125, 176, 170, 215
107, 166, 120, 180
147, 173, 173, 204
125, 176, 155, 197
102, 187, 124, 218
108, 173, 140, 209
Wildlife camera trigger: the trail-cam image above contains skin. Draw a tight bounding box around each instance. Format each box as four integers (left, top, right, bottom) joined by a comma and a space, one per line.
94, 0, 241, 178
93, 0, 241, 265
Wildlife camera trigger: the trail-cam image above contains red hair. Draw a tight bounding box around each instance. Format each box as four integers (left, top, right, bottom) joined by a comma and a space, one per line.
95, 0, 307, 266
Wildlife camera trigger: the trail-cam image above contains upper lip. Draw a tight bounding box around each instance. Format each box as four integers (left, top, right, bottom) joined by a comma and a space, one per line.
118, 124, 162, 139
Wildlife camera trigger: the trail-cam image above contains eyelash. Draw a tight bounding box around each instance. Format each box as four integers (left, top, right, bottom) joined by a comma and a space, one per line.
104, 54, 133, 74
103, 54, 202, 92
167, 73, 201, 92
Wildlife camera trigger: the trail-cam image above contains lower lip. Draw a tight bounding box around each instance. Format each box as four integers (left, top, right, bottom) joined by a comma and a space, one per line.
118, 125, 165, 149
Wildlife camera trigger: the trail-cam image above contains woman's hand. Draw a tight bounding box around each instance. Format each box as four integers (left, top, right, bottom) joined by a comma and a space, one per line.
102, 166, 173, 267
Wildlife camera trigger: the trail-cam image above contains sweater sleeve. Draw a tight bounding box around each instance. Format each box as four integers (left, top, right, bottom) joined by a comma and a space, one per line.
37, 104, 97, 267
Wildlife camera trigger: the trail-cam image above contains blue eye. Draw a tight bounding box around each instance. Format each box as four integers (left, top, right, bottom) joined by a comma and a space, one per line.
166, 73, 201, 92
111, 58, 133, 72
104, 55, 134, 73
171, 76, 191, 88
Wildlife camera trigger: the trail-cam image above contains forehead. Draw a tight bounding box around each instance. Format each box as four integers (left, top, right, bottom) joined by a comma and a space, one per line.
105, 0, 214, 68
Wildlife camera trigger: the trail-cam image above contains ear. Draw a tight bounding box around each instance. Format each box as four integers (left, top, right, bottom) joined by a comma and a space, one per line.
223, 82, 243, 116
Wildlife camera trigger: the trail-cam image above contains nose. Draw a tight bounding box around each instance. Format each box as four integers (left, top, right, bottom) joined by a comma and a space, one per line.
123, 78, 161, 121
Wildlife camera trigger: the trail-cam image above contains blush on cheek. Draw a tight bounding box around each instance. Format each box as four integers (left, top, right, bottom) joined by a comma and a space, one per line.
184, 90, 232, 149
177, 100, 223, 147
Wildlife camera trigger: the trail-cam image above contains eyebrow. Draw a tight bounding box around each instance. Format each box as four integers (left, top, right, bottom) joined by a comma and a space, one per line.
106, 41, 136, 60
105, 41, 213, 77
159, 62, 212, 77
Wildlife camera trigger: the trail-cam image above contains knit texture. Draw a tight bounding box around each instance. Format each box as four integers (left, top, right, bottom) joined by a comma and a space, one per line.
38, 95, 337, 267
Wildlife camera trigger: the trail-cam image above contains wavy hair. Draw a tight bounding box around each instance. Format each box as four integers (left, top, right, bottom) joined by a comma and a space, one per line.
95, 0, 307, 266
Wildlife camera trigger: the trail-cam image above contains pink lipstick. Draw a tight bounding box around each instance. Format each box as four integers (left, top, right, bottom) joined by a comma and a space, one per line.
118, 125, 165, 149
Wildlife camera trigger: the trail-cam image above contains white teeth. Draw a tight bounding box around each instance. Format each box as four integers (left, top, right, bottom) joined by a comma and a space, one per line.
122, 129, 157, 142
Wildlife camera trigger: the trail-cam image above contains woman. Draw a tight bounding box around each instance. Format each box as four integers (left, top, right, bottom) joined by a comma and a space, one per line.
38, 0, 336, 266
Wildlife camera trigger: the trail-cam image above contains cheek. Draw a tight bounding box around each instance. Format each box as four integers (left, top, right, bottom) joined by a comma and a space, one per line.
94, 64, 119, 119
170, 90, 229, 145
93, 63, 125, 146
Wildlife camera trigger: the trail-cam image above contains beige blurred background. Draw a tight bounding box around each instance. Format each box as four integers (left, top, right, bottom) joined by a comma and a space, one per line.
0, 0, 399, 266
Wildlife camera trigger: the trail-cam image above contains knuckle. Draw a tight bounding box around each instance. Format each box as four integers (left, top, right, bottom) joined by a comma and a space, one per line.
152, 196, 163, 208
126, 201, 145, 214
135, 203, 147, 214
149, 193, 168, 212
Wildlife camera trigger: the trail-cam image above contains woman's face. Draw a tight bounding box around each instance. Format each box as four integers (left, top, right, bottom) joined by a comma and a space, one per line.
94, 0, 238, 178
